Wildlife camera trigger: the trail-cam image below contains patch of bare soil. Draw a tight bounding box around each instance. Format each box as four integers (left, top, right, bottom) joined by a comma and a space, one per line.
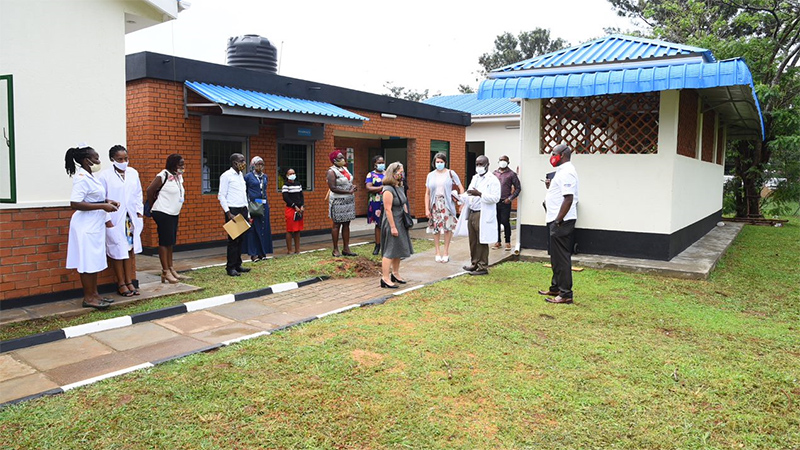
351, 349, 385, 368
316, 256, 381, 278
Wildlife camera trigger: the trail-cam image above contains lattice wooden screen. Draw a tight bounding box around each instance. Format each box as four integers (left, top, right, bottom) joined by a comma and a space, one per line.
540, 92, 660, 154
677, 90, 699, 158
702, 110, 715, 162
716, 125, 725, 165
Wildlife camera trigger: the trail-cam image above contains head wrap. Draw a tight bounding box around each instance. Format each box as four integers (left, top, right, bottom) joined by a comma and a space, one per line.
329, 150, 344, 164
250, 156, 263, 171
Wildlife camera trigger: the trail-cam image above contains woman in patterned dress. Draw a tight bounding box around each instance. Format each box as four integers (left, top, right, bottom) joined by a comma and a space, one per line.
326, 150, 357, 257
424, 152, 463, 263
365, 155, 386, 255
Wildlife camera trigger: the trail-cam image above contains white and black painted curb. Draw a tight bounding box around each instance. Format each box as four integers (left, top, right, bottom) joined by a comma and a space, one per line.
0, 276, 329, 354
0, 270, 473, 409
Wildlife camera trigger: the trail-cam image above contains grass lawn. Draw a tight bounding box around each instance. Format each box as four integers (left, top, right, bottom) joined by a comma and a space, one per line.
0, 222, 797, 449
0, 240, 434, 342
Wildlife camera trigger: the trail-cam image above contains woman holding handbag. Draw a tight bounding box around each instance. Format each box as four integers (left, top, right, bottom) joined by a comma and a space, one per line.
243, 156, 273, 261
146, 153, 185, 284
326, 150, 357, 257
282, 167, 305, 254
98, 145, 144, 297
379, 162, 413, 288
424, 152, 463, 263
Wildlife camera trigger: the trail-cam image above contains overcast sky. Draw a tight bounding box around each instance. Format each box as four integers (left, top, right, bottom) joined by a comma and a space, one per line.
125, 0, 641, 96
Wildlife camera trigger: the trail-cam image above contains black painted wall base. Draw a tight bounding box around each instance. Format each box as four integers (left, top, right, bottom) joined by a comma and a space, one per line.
520, 210, 722, 261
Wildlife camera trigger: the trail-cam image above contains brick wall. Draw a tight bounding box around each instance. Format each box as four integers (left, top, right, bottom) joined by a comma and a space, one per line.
0, 207, 116, 302
127, 79, 466, 248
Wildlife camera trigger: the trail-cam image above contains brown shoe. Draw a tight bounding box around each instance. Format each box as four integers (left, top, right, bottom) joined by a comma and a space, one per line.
538, 290, 560, 296
491, 243, 502, 249
545, 296, 573, 304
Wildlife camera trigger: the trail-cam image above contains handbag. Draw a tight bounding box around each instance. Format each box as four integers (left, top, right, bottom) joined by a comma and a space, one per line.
248, 200, 264, 218
392, 186, 414, 229
294, 210, 303, 221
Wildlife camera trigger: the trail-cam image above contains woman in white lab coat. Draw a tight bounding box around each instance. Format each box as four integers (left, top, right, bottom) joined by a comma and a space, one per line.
64, 144, 119, 310
98, 145, 144, 297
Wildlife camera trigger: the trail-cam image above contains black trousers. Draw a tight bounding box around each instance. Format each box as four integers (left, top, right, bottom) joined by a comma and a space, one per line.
225, 206, 249, 271
548, 219, 575, 298
496, 202, 512, 244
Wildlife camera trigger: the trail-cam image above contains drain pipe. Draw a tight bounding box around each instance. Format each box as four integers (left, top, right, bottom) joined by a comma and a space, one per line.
513, 99, 523, 256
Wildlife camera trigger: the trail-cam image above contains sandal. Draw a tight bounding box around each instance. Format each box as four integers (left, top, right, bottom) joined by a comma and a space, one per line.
332, 251, 342, 257
126, 282, 140, 296
82, 300, 111, 310
117, 284, 134, 297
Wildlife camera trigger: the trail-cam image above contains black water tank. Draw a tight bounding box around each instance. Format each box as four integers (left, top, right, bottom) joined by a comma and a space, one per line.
226, 35, 278, 74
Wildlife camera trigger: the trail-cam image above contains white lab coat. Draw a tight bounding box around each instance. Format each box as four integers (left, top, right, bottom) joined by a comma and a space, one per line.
98, 167, 144, 259
460, 172, 501, 244
66, 167, 111, 273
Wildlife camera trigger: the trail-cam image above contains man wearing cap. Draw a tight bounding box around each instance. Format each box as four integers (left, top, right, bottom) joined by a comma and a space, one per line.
539, 144, 579, 304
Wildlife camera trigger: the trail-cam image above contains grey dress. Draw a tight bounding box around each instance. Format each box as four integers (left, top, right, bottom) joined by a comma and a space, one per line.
380, 185, 413, 259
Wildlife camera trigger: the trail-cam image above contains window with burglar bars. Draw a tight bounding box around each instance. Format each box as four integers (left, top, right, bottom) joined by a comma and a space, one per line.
540, 92, 660, 154
202, 136, 248, 194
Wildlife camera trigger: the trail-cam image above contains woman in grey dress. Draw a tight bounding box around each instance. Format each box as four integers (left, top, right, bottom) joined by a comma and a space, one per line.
380, 162, 413, 288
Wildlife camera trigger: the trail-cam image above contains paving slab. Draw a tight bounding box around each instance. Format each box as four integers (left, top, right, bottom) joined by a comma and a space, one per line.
245, 310, 310, 330
190, 323, 265, 345
44, 348, 151, 386
0, 354, 37, 380
0, 373, 59, 404
13, 336, 114, 371
92, 322, 179, 352
155, 311, 234, 335
121, 336, 211, 364
210, 300, 280, 322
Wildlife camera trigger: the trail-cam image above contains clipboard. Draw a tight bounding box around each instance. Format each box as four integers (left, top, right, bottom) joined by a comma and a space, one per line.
223, 213, 251, 239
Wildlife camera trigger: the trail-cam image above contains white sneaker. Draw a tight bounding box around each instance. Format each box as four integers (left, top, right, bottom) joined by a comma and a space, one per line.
442, 255, 449, 263
435, 255, 442, 262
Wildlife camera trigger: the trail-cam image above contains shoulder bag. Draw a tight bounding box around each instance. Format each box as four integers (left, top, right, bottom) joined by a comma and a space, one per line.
392, 186, 414, 229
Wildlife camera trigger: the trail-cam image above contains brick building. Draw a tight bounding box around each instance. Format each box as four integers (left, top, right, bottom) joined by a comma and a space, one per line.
127, 51, 469, 252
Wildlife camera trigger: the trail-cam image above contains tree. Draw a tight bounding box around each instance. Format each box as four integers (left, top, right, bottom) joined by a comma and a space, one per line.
478, 28, 569, 76
383, 82, 430, 102
458, 84, 475, 94
609, 0, 800, 217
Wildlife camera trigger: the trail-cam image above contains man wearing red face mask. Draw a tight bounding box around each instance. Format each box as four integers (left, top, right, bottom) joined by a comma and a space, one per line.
539, 144, 579, 304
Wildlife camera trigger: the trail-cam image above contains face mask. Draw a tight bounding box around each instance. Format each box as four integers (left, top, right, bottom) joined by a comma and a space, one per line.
435, 162, 445, 171
498, 161, 508, 169
335, 159, 346, 167
376, 163, 385, 172
549, 154, 562, 167
113, 161, 128, 171
237, 162, 246, 172
177, 168, 185, 175
90, 162, 102, 173
476, 165, 487, 175
287, 174, 296, 181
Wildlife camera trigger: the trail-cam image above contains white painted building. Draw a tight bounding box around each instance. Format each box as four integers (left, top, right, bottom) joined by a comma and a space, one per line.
478, 35, 763, 260
0, 0, 180, 207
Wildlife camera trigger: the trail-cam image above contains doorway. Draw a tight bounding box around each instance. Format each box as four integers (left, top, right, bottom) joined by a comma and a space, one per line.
466, 141, 485, 180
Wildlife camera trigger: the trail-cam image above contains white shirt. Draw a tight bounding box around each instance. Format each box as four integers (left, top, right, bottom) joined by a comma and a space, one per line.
218, 167, 247, 211
152, 170, 185, 216
545, 161, 579, 223
468, 173, 497, 211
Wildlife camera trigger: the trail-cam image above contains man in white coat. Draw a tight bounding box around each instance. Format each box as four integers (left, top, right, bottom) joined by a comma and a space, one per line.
461, 155, 501, 275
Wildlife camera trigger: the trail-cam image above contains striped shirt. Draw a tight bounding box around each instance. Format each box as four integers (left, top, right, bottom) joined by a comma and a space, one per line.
282, 182, 304, 208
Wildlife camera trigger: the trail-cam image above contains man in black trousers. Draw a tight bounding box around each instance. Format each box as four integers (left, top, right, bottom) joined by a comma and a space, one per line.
218, 153, 252, 277
539, 144, 579, 304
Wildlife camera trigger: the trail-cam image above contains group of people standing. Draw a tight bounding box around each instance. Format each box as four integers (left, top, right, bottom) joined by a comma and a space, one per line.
64, 141, 575, 309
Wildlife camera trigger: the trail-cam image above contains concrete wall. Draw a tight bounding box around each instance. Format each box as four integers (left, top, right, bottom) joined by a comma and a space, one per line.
467, 118, 521, 168
0, 0, 174, 208
517, 90, 723, 237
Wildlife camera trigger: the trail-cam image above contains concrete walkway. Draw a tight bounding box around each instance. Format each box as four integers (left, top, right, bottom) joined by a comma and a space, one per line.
0, 219, 743, 406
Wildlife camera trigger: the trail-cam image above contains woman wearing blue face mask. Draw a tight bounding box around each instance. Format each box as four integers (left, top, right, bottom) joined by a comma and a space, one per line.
365, 155, 386, 255
282, 168, 305, 254
424, 152, 463, 263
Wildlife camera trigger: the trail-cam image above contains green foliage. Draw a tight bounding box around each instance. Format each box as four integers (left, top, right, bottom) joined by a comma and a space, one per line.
478, 28, 569, 76
383, 82, 432, 102
457, 84, 475, 94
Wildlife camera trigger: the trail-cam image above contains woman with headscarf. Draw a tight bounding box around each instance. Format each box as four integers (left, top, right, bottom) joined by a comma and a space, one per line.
326, 150, 357, 257
244, 155, 273, 262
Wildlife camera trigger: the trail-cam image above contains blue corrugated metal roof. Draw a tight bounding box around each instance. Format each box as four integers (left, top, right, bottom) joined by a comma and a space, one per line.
185, 81, 368, 122
422, 94, 520, 116
493, 34, 715, 73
